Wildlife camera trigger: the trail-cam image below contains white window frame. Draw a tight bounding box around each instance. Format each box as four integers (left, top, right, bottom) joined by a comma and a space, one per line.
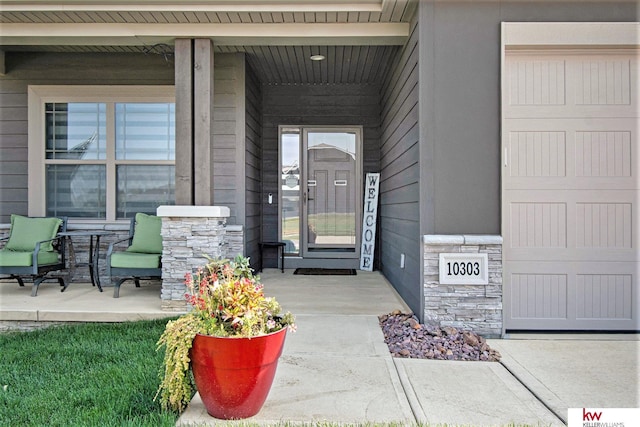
28, 85, 175, 222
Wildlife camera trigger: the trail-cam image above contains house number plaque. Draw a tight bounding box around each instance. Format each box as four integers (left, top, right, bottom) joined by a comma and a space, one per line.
438, 253, 488, 285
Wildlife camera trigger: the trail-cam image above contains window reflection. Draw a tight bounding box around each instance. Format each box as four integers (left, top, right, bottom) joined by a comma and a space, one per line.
117, 165, 175, 219
306, 132, 356, 250
116, 103, 175, 160
45, 103, 106, 160
281, 129, 300, 254
46, 164, 106, 218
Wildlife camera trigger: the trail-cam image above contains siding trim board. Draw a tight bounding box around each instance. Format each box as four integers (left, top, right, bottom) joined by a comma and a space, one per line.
503, 22, 640, 48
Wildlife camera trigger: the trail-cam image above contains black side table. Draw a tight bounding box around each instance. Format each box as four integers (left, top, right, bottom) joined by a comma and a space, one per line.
259, 241, 286, 273
59, 230, 114, 292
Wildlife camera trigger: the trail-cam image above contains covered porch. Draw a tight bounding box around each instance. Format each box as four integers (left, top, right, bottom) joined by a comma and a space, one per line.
1, 0, 423, 317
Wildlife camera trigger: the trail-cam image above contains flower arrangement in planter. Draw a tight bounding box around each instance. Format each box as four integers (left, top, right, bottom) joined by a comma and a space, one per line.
156, 255, 295, 418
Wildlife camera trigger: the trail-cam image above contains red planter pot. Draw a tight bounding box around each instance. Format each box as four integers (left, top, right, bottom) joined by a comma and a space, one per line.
190, 328, 288, 420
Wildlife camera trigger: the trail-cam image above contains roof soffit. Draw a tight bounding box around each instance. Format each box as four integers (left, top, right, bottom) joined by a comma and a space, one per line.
0, 0, 415, 47
0, 1, 415, 84
0, 0, 385, 13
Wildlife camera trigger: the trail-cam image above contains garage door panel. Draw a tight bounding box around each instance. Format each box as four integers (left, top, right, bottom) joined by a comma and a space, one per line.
504, 189, 638, 262
505, 200, 568, 250
507, 266, 570, 320
505, 52, 639, 119
572, 56, 637, 108
576, 202, 634, 250
575, 130, 634, 179
576, 273, 633, 320
505, 261, 638, 330
504, 118, 638, 190
503, 48, 638, 331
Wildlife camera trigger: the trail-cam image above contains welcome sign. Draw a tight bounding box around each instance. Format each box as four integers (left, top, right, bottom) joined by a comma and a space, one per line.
360, 173, 380, 271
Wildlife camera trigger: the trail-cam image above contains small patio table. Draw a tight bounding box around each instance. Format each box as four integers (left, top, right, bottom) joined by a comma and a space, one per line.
259, 241, 286, 273
59, 230, 114, 292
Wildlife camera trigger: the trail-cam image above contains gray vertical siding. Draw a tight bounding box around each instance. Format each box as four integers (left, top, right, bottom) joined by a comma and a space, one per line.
261, 84, 381, 268
379, 15, 421, 316
244, 59, 263, 266
0, 52, 174, 223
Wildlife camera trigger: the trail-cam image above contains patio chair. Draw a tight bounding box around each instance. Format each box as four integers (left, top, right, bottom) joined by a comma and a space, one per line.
0, 215, 68, 296
106, 213, 162, 298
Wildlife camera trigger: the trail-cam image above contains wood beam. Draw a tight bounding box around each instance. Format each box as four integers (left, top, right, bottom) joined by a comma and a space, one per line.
174, 38, 194, 205
0, 23, 409, 47
193, 38, 214, 206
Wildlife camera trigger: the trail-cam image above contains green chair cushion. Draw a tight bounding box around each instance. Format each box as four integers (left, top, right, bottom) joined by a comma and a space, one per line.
5, 215, 62, 252
110, 252, 161, 269
126, 213, 162, 254
0, 249, 60, 267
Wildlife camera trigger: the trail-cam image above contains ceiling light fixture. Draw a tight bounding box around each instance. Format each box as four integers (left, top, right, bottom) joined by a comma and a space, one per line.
310, 54, 325, 61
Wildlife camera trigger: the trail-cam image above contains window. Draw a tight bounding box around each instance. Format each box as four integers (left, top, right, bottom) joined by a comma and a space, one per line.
29, 86, 175, 221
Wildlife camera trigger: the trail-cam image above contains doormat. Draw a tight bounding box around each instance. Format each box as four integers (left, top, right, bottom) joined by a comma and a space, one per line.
293, 268, 357, 276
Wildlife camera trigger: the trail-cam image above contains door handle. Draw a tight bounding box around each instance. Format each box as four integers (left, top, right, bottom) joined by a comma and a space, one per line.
303, 191, 313, 204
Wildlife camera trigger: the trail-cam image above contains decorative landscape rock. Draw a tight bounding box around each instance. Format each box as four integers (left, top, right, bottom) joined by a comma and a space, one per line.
379, 311, 501, 362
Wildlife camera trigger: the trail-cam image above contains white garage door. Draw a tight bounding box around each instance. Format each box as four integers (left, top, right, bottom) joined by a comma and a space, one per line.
502, 47, 639, 330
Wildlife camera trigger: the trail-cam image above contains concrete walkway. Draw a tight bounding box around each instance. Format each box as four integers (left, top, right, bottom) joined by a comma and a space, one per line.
176, 270, 639, 426
1, 270, 638, 426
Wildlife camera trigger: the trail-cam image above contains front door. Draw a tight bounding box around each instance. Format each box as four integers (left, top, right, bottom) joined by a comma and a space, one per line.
280, 126, 362, 263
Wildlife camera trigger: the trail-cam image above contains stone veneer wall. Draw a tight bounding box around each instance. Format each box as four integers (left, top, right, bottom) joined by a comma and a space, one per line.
157, 206, 236, 312
423, 235, 503, 338
224, 225, 244, 259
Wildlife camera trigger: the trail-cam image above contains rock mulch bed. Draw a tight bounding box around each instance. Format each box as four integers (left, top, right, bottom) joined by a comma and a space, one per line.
379, 311, 501, 362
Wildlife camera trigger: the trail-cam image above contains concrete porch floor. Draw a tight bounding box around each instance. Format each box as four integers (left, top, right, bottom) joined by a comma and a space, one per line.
0, 269, 410, 323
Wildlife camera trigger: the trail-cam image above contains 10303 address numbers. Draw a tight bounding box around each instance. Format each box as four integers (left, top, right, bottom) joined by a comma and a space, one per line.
446, 261, 481, 276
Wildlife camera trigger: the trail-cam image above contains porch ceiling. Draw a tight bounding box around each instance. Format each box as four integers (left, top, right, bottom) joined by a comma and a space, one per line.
0, 0, 413, 84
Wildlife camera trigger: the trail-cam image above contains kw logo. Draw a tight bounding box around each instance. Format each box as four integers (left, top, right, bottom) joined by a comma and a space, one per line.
583, 408, 603, 421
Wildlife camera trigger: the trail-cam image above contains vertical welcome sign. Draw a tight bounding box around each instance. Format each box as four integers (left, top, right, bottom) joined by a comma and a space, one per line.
360, 173, 380, 271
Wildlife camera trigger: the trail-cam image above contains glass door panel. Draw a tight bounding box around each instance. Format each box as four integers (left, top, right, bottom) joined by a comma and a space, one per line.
280, 129, 301, 254
304, 130, 358, 255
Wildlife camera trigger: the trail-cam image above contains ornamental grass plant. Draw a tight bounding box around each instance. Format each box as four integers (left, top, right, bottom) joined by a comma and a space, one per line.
155, 255, 296, 413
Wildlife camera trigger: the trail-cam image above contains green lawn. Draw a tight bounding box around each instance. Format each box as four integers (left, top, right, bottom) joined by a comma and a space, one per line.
0, 319, 177, 427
